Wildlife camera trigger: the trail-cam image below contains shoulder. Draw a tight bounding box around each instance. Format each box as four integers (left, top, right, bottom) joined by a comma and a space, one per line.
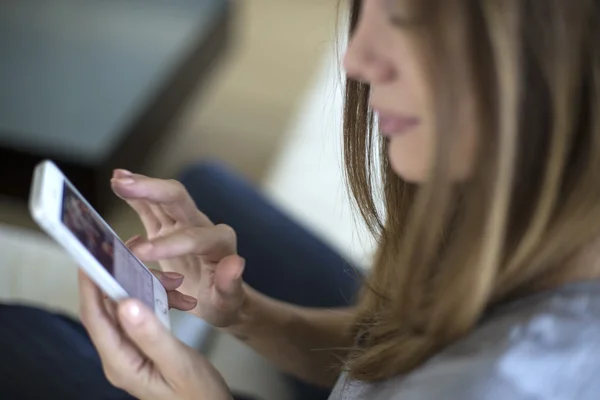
388, 282, 600, 400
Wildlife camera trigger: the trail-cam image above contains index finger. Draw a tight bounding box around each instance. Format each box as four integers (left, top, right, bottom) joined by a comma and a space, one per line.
112, 173, 211, 226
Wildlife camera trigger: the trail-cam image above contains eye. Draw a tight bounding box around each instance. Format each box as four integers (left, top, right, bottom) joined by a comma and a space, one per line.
389, 14, 420, 27
385, 0, 423, 28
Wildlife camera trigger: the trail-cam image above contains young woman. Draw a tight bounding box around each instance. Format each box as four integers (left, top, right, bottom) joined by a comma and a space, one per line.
10, 0, 600, 399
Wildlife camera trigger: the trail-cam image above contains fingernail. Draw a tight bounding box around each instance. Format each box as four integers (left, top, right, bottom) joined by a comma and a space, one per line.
164, 272, 183, 280
183, 295, 197, 304
125, 303, 143, 325
114, 178, 134, 185
117, 169, 133, 177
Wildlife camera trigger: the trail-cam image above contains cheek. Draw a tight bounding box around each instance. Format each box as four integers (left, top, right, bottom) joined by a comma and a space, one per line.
387, 125, 434, 183
387, 123, 478, 183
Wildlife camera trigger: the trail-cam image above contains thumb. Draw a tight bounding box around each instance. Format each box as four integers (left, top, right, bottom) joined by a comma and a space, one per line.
117, 299, 183, 371
214, 255, 245, 297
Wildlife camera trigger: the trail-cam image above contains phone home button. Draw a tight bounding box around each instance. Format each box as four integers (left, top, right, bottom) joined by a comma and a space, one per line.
156, 299, 167, 314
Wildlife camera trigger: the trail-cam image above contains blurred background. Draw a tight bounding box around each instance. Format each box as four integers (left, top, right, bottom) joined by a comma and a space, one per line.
0, 1, 375, 399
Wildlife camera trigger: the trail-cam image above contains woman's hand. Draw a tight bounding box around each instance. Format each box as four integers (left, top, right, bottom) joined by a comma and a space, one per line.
124, 236, 200, 312
111, 169, 246, 328
78, 271, 232, 400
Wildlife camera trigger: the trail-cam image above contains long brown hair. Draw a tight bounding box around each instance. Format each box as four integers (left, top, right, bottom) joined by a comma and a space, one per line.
344, 0, 600, 381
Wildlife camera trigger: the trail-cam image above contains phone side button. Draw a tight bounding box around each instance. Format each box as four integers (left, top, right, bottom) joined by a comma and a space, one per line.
156, 299, 167, 314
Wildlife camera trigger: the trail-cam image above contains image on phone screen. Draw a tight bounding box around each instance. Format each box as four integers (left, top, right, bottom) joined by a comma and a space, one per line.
61, 182, 155, 309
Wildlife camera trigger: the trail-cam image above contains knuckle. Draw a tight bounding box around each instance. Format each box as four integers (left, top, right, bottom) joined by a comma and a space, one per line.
138, 317, 161, 344
212, 293, 230, 312
182, 226, 201, 245
167, 178, 184, 189
216, 224, 236, 241
216, 224, 237, 249
167, 179, 187, 200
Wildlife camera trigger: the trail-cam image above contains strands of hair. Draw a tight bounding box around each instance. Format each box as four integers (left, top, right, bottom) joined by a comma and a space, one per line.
343, 0, 600, 382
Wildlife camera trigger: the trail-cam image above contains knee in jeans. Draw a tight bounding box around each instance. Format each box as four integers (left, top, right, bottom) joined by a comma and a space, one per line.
178, 159, 229, 188
177, 160, 242, 215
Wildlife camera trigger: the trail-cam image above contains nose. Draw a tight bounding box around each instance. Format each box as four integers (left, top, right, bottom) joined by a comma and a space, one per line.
343, 24, 395, 84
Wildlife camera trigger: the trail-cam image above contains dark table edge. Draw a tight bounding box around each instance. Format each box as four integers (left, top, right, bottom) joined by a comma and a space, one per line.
0, 0, 235, 215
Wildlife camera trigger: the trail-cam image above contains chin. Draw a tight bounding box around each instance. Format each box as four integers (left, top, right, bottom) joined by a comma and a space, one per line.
388, 146, 428, 183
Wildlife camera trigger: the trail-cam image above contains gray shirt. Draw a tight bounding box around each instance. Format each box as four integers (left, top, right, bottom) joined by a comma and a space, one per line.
329, 281, 600, 400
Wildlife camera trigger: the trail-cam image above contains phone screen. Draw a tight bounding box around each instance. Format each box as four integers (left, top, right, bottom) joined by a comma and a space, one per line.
60, 182, 155, 309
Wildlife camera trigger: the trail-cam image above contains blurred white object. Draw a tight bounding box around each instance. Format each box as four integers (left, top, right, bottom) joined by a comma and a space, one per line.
0, 223, 79, 315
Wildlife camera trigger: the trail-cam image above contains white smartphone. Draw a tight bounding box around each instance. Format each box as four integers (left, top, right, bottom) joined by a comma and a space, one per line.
29, 160, 170, 329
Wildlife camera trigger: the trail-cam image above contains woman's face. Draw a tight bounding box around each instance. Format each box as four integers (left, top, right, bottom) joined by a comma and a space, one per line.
343, 0, 476, 183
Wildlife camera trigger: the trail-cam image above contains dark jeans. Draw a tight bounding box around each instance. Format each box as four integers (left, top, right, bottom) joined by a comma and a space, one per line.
0, 161, 361, 400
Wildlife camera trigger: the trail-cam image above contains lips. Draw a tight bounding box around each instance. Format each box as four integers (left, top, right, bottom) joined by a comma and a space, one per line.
377, 114, 420, 137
